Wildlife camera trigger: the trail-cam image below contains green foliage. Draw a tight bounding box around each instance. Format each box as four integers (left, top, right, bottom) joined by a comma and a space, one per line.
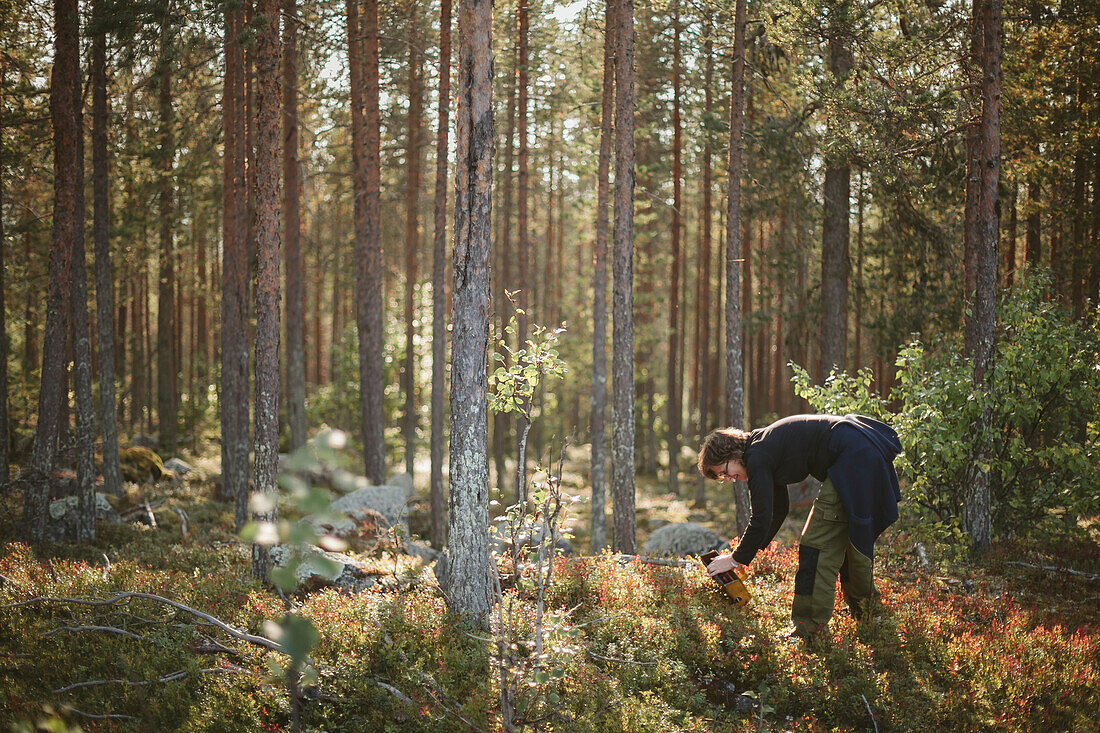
792, 271, 1100, 540
489, 294, 568, 419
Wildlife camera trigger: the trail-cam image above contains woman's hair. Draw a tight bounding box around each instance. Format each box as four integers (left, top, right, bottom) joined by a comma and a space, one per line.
697, 427, 752, 479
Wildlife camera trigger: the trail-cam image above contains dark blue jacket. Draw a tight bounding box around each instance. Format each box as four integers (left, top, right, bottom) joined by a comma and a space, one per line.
731, 414, 902, 564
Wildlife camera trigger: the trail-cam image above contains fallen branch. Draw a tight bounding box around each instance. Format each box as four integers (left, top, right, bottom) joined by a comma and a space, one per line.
587, 650, 657, 666
0, 573, 27, 591
43, 624, 148, 641
612, 554, 696, 570
861, 694, 879, 733
62, 706, 137, 722
2, 592, 286, 655
376, 680, 416, 707
1004, 562, 1100, 582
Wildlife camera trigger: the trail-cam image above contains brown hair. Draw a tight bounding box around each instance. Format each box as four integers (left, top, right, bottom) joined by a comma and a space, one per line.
697, 427, 752, 479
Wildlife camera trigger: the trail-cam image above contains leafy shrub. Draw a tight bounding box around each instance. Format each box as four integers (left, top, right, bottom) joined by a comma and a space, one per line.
792, 270, 1100, 539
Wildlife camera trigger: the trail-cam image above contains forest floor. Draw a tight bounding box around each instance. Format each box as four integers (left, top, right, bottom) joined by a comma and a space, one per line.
1, 445, 1098, 732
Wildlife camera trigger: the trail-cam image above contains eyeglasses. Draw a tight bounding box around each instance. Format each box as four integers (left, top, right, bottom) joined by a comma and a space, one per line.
716, 459, 733, 482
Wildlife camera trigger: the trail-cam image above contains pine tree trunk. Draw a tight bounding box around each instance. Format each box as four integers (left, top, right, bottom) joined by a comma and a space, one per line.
1005, 177, 1016, 287
666, 4, 682, 496
1025, 167, 1040, 267
24, 0, 79, 542
610, 0, 636, 554
71, 85, 95, 543
964, 0, 1000, 554
693, 24, 714, 510
91, 0, 121, 496
1070, 150, 1085, 318
350, 0, 386, 484
589, 0, 613, 552
448, 0, 494, 627
222, 1, 252, 526
819, 33, 852, 377
0, 63, 8, 487
252, 0, 282, 581
430, 0, 452, 550
403, 12, 423, 476
514, 0, 530, 500
726, 0, 750, 536
157, 19, 177, 456
283, 0, 307, 451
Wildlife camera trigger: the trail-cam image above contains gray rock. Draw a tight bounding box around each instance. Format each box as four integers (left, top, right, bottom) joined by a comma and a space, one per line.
387, 472, 416, 498
405, 540, 440, 563
46, 492, 121, 541
330, 485, 409, 529
642, 522, 727, 558
268, 544, 378, 593
164, 458, 193, 479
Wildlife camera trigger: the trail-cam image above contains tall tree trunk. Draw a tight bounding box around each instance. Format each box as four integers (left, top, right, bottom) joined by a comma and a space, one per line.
91, 0, 121, 496
222, 0, 252, 526
964, 0, 1000, 554
819, 32, 852, 377
666, 3, 682, 496
0, 63, 8, 487
195, 210, 209, 404
350, 0, 386, 483
514, 0, 530, 500
157, 19, 177, 456
611, 0, 636, 554
403, 11, 424, 476
1025, 167, 1040, 267
589, 0, 613, 552
448, 0, 494, 626
854, 171, 864, 370
1005, 176, 1016, 287
430, 0, 452, 550
24, 0, 79, 542
283, 0, 307, 450
693, 23, 714, 509
1070, 149, 1086, 318
71, 76, 95, 542
726, 0, 750, 536
251, 0, 282, 581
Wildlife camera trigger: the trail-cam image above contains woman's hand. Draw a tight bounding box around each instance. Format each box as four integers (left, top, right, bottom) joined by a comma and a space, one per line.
705, 552, 748, 578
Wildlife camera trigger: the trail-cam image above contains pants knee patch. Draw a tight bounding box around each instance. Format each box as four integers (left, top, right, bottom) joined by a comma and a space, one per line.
795, 546, 820, 596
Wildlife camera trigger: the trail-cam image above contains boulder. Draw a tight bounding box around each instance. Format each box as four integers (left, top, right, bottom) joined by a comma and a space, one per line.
330, 485, 409, 529
164, 458, 194, 479
268, 544, 379, 593
405, 540, 440, 563
46, 492, 121, 541
387, 472, 416, 498
642, 522, 727, 558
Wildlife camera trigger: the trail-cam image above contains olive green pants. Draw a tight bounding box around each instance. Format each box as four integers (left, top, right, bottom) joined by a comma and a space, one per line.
791, 479, 876, 637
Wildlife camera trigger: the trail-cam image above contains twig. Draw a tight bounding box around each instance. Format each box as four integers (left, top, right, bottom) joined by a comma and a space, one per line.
1004, 562, 1100, 582
862, 694, 879, 733
0, 573, 27, 591
587, 650, 657, 666
612, 554, 696, 570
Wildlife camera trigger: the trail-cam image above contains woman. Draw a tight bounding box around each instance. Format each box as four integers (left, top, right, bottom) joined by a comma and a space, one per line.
698, 414, 902, 639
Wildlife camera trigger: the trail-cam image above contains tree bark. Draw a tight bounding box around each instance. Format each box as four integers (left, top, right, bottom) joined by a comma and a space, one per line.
448, 0, 494, 627
403, 9, 424, 476
283, 0, 307, 451
24, 0, 79, 542
819, 31, 852, 377
222, 0, 252, 527
589, 0, 613, 552
91, 0, 122, 496
726, 0, 750, 536
251, 0, 282, 581
1025, 166, 1040, 267
964, 0, 1000, 554
349, 0, 386, 484
0, 63, 8, 487
430, 0, 452, 549
611, 0, 636, 554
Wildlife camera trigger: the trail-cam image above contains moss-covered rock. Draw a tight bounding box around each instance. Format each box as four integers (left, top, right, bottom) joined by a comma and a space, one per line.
118, 445, 168, 484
